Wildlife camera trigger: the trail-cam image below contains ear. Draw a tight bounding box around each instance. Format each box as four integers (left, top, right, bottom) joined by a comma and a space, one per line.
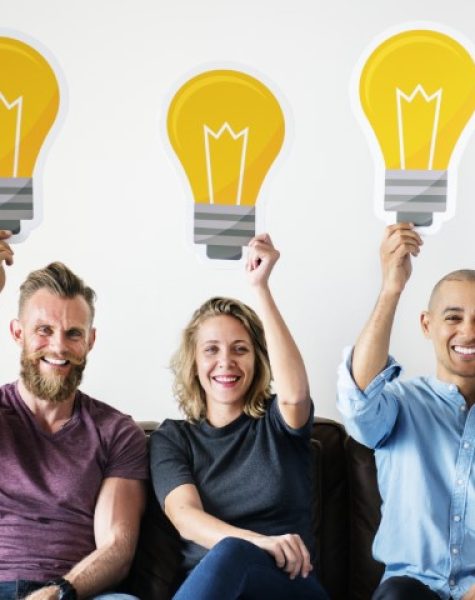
87, 327, 96, 352
420, 311, 431, 339
10, 318, 24, 347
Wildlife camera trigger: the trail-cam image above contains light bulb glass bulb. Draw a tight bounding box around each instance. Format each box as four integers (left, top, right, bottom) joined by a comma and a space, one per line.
0, 36, 60, 235
360, 29, 475, 226
167, 69, 285, 260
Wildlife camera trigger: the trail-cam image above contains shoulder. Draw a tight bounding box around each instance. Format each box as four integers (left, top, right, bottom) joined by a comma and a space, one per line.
76, 390, 145, 443
150, 418, 193, 451
77, 390, 139, 423
0, 382, 18, 407
385, 376, 432, 401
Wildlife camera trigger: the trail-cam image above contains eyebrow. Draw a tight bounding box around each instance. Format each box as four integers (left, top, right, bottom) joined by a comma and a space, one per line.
201, 339, 250, 344
442, 307, 464, 314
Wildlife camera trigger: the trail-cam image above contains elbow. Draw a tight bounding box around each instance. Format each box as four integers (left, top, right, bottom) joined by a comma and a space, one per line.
279, 385, 311, 407
165, 505, 191, 540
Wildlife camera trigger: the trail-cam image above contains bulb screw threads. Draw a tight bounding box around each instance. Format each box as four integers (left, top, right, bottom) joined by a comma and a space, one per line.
0, 177, 33, 233
194, 204, 256, 260
385, 169, 447, 226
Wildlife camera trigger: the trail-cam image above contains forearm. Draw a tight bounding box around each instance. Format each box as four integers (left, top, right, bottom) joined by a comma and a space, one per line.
168, 504, 264, 549
352, 289, 401, 390
254, 284, 309, 404
64, 532, 136, 598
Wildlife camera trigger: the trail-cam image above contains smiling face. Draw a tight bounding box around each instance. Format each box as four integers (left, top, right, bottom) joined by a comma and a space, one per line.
194, 314, 256, 418
421, 279, 475, 387
11, 288, 96, 403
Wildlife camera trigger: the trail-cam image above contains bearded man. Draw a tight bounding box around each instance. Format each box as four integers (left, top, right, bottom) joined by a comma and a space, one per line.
0, 230, 147, 600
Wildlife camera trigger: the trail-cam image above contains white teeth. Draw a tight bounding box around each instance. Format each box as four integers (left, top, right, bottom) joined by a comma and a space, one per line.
214, 376, 239, 383
44, 357, 67, 365
454, 346, 475, 356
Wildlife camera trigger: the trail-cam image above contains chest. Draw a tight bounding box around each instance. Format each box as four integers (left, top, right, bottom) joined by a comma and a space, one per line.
0, 409, 105, 518
189, 424, 310, 520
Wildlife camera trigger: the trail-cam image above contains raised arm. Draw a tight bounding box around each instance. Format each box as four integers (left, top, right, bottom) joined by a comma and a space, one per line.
352, 223, 423, 390
26, 477, 146, 600
0, 230, 14, 294
246, 234, 310, 429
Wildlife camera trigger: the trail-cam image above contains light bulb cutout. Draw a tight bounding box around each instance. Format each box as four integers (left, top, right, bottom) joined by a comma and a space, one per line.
358, 27, 475, 228
0, 36, 60, 237
167, 69, 285, 260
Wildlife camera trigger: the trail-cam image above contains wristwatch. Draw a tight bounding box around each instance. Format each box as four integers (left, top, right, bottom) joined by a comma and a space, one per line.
46, 578, 78, 600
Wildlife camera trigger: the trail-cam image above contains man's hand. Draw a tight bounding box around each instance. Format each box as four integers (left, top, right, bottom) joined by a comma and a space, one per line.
246, 233, 280, 289
463, 584, 475, 600
380, 223, 423, 295
249, 533, 313, 579
0, 230, 13, 294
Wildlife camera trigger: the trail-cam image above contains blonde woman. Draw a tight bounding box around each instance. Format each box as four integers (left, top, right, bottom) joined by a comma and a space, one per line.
150, 234, 328, 600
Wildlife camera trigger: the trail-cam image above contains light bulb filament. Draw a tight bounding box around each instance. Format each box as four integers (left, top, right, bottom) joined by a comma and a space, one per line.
0, 92, 23, 177
396, 84, 442, 169
204, 122, 249, 205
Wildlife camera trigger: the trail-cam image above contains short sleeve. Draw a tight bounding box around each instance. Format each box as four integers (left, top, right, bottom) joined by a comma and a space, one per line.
149, 419, 196, 508
104, 416, 148, 480
268, 395, 314, 438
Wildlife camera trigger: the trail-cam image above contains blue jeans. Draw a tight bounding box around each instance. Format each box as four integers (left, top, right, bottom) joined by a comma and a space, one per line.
173, 537, 330, 600
0, 581, 137, 600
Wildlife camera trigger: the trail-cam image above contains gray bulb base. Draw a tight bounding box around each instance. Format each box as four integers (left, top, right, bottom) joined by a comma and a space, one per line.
194, 204, 255, 261
0, 177, 33, 233
385, 169, 447, 227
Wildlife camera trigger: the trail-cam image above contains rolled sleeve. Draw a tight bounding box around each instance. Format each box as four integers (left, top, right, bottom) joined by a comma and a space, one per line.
336, 346, 401, 448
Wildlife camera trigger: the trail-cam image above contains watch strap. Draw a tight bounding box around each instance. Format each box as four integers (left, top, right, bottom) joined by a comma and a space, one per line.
46, 577, 78, 600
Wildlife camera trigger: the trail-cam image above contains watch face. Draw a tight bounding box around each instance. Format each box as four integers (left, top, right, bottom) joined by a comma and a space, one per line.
60, 584, 77, 600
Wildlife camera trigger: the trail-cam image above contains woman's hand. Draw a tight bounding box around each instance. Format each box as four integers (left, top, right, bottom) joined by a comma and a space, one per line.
249, 533, 313, 579
246, 233, 280, 289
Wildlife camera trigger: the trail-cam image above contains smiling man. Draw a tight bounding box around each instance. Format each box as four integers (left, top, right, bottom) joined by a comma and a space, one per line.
0, 230, 147, 600
337, 223, 475, 600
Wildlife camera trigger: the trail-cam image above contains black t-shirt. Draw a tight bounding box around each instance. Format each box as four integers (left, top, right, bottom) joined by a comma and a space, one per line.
150, 396, 315, 571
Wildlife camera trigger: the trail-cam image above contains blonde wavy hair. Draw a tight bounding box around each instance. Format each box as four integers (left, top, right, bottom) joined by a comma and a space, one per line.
171, 297, 272, 422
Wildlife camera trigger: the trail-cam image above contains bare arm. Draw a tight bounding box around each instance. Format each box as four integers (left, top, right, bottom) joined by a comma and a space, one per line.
165, 482, 312, 580
0, 230, 13, 294
462, 584, 475, 600
246, 234, 311, 429
352, 223, 423, 390
26, 477, 146, 600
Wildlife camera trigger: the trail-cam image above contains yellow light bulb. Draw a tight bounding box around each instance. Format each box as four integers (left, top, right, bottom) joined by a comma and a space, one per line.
0, 36, 60, 235
167, 69, 285, 260
360, 29, 475, 227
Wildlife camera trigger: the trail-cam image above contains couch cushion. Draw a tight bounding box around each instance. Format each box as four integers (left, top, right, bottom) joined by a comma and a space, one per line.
345, 435, 384, 599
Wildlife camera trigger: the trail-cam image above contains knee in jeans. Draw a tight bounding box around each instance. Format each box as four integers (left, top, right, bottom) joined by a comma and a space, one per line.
211, 537, 257, 563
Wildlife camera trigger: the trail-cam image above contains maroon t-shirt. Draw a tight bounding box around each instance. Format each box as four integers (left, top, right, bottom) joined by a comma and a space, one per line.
0, 382, 148, 582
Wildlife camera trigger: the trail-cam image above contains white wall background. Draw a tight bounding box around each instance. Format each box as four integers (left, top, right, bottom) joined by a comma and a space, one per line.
1, 0, 475, 423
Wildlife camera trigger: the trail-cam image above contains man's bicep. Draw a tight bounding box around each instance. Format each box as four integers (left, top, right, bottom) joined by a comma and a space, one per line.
94, 477, 146, 548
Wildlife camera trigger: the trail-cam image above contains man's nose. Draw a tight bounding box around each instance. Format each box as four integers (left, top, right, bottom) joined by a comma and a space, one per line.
47, 331, 69, 354
461, 318, 475, 340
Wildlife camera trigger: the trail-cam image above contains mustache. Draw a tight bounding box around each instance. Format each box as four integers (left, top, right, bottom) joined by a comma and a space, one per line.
25, 349, 86, 367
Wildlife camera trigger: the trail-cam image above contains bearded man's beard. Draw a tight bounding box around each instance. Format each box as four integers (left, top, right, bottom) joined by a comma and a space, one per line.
20, 349, 87, 404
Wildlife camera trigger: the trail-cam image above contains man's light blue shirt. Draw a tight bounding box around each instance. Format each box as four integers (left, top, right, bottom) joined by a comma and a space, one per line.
337, 347, 475, 600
